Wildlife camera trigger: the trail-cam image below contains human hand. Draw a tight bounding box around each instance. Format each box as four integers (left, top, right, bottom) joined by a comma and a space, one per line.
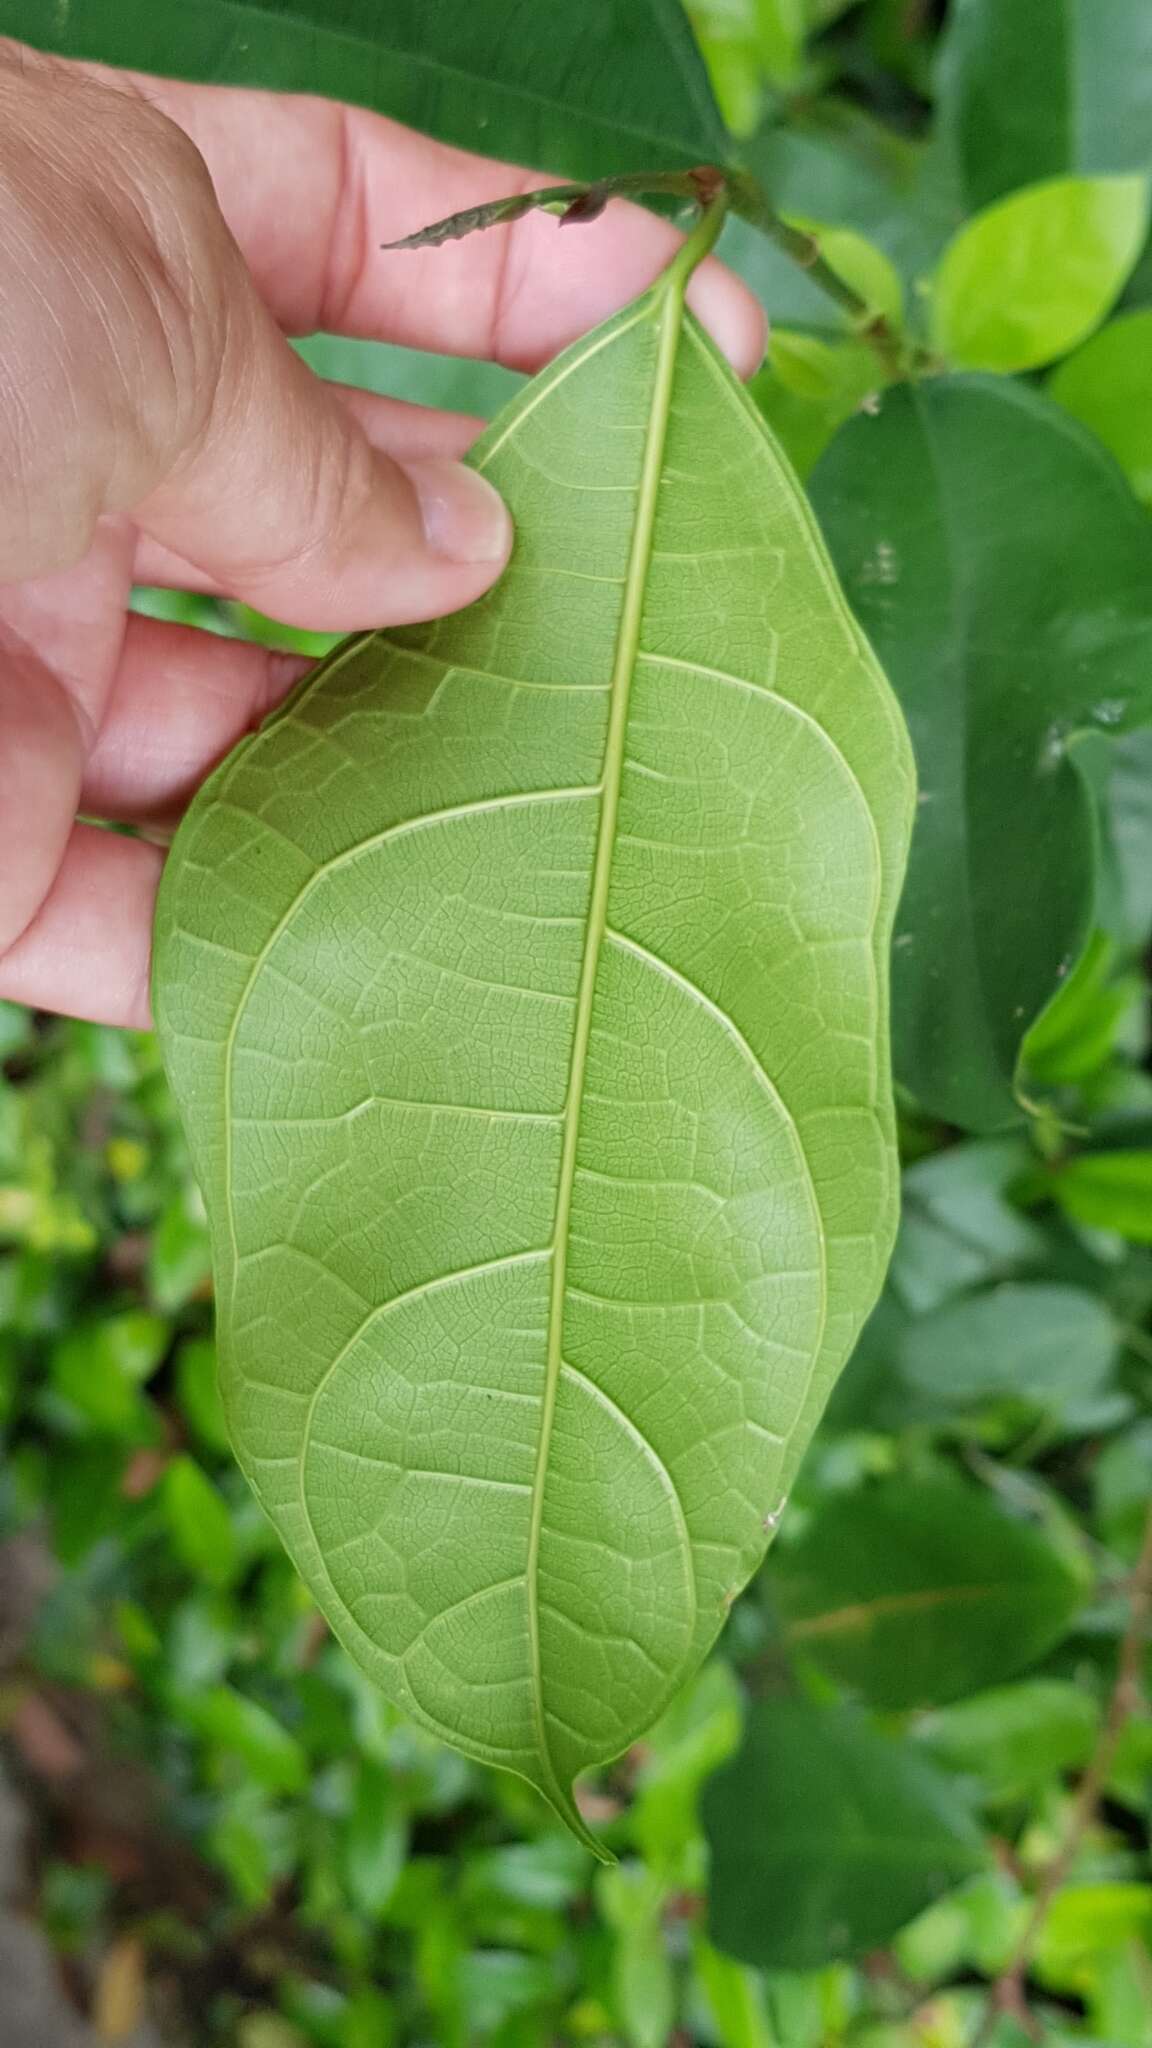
0, 39, 765, 1030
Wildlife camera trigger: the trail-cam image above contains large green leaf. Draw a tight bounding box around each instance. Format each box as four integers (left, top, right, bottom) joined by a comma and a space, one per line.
154, 250, 913, 1844
811, 375, 1152, 1132
702, 1700, 985, 1969
935, 0, 1152, 209
770, 1474, 1087, 1709
9, 0, 728, 180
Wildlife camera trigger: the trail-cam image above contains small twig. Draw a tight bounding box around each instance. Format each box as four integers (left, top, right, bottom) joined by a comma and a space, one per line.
384, 163, 911, 376
970, 1500, 1152, 2046
727, 171, 908, 375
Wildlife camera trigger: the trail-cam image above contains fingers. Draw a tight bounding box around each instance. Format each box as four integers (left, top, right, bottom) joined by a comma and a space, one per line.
0, 823, 161, 1029
81, 616, 307, 824
0, 625, 157, 1031
134, 320, 513, 628
0, 51, 512, 621
124, 74, 767, 376
0, 632, 86, 958
131, 386, 482, 595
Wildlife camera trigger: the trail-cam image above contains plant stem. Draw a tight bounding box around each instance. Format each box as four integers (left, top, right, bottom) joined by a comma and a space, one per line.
728, 172, 907, 374
970, 1500, 1152, 2046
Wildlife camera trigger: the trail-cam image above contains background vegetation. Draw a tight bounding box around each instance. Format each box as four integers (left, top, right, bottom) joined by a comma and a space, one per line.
2, 1, 1152, 2043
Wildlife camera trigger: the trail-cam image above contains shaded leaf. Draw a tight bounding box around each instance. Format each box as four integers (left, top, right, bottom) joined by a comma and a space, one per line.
896, 1282, 1118, 1422
891, 1140, 1050, 1316
10, 0, 729, 180
812, 375, 1152, 1130
772, 1473, 1087, 1707
182, 1686, 308, 1794
750, 331, 881, 478
917, 1678, 1099, 1803
703, 1700, 985, 1968
49, 1312, 167, 1437
931, 176, 1149, 373
155, 252, 913, 1845
162, 1456, 239, 1587
935, 0, 1152, 209
342, 1760, 408, 1918
293, 333, 522, 427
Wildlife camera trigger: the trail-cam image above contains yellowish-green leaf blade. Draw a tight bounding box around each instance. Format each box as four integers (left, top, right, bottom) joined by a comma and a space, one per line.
932, 174, 1149, 372
154, 268, 913, 1846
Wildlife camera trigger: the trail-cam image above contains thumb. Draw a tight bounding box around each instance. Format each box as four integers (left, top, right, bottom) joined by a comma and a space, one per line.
136, 292, 512, 630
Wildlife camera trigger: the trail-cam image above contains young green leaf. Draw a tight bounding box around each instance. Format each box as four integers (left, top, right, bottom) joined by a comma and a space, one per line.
931, 175, 1149, 373
154, 232, 913, 1849
10, 0, 728, 180
1052, 1151, 1152, 1242
811, 375, 1152, 1132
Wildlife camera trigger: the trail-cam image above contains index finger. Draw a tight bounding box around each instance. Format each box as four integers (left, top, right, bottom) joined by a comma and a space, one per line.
118, 70, 767, 376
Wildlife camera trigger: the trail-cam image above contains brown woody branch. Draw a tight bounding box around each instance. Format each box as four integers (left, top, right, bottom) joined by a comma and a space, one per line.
971, 1500, 1152, 2045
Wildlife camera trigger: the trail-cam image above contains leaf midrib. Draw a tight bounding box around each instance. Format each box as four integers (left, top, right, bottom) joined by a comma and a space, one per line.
524, 268, 693, 1818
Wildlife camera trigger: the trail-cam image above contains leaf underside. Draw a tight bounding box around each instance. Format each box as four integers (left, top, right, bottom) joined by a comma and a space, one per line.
154, 282, 913, 1846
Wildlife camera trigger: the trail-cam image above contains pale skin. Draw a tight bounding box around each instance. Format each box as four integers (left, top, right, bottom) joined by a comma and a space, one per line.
0, 38, 765, 1031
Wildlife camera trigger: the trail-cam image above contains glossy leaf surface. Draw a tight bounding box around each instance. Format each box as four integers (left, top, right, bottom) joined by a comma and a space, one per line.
703, 1701, 985, 1968
772, 1474, 1087, 1709
155, 266, 913, 1842
811, 375, 1152, 1131
9, 0, 728, 180
931, 176, 1148, 373
936, 0, 1152, 209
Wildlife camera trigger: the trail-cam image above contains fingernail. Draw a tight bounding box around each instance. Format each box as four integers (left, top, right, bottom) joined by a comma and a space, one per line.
405, 457, 512, 565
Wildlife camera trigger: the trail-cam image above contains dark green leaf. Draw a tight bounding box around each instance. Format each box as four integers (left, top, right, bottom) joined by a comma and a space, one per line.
935, 0, 1152, 209
1101, 729, 1152, 948
812, 375, 1152, 1130
703, 1700, 985, 1968
10, 0, 729, 180
771, 1474, 1087, 1707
